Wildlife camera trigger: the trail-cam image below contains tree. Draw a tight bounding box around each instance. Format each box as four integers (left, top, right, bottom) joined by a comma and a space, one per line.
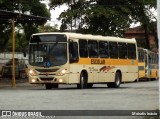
0, 24, 12, 52
0, 0, 50, 52
5, 28, 27, 52
39, 24, 59, 32
49, 0, 157, 48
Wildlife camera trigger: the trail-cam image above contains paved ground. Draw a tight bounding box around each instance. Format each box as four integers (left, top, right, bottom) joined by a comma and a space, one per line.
0, 78, 159, 119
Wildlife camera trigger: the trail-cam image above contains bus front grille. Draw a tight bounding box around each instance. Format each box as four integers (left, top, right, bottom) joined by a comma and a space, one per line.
35, 68, 59, 72
40, 78, 53, 81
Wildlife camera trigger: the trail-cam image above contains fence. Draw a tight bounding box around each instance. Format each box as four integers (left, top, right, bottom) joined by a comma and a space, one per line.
0, 52, 28, 78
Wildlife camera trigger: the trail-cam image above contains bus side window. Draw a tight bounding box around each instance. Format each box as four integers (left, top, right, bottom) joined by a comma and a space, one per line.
109, 42, 118, 59
118, 43, 127, 59
127, 44, 136, 59
69, 41, 79, 62
138, 48, 144, 62
154, 54, 156, 64
88, 40, 99, 58
79, 39, 88, 57
99, 41, 109, 58
142, 50, 144, 62
157, 54, 159, 64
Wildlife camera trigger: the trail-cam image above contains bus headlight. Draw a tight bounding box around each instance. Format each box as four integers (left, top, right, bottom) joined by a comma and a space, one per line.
31, 79, 36, 83
28, 69, 37, 76
57, 69, 67, 76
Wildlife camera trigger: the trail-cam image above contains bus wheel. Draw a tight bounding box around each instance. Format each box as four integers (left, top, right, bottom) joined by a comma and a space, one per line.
52, 84, 59, 88
77, 72, 87, 89
87, 83, 93, 88
45, 84, 53, 90
107, 72, 121, 88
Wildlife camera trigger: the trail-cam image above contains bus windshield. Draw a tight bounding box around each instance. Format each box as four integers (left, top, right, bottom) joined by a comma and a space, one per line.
29, 43, 67, 67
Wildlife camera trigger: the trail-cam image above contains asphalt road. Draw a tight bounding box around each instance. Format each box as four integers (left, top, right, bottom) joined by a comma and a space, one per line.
0, 79, 159, 119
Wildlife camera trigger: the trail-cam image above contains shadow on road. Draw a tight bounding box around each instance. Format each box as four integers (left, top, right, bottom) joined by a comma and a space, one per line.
0, 77, 158, 91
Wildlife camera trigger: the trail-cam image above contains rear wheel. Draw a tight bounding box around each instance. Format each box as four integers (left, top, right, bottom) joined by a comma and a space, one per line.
107, 72, 121, 88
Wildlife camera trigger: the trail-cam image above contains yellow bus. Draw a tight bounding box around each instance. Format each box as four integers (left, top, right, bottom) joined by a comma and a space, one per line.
28, 32, 138, 89
138, 48, 159, 80
144, 49, 159, 80
138, 48, 146, 80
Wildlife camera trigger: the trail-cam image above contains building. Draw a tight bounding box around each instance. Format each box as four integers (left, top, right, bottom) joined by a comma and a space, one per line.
124, 25, 158, 53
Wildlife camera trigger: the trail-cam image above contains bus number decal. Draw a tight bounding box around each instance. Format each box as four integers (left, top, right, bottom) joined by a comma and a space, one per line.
36, 57, 43, 62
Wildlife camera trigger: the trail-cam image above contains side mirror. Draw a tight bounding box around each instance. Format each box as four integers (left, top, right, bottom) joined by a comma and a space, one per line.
69, 42, 79, 63
23, 52, 26, 57
23, 49, 26, 57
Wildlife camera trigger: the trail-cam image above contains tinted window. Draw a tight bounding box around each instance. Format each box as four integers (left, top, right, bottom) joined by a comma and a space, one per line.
138, 48, 144, 62
156, 54, 159, 64
109, 42, 118, 58
152, 54, 154, 64
99, 41, 109, 58
79, 39, 88, 57
118, 43, 127, 59
149, 53, 152, 64
29, 43, 67, 67
69, 42, 79, 62
88, 40, 99, 58
154, 54, 156, 64
128, 44, 136, 59
151, 53, 154, 64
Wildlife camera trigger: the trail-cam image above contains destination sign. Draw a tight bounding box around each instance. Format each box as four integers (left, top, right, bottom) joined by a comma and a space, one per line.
30, 34, 67, 43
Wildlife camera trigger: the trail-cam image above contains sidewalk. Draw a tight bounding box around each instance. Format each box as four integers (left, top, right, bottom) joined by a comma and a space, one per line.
0, 78, 30, 88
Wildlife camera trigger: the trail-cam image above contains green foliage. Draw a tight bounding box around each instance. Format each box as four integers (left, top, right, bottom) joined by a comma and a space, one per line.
6, 30, 28, 52
40, 24, 59, 32
49, 0, 156, 37
30, 1, 50, 17
0, 24, 12, 52
0, 0, 50, 17
0, 0, 50, 52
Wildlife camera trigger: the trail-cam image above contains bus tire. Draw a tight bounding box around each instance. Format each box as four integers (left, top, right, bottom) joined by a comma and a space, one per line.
45, 84, 53, 90
87, 83, 93, 88
77, 72, 87, 89
107, 71, 121, 88
52, 84, 59, 88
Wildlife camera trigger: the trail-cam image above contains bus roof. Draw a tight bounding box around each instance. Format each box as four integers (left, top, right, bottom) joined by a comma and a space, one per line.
32, 32, 136, 44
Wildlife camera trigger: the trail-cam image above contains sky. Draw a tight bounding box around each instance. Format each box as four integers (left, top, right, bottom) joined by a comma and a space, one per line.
47, 5, 68, 27
41, 0, 68, 28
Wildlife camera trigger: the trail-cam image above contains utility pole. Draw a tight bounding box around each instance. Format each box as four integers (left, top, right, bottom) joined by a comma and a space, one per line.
12, 17, 16, 87
158, 0, 160, 43
158, 0, 160, 82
